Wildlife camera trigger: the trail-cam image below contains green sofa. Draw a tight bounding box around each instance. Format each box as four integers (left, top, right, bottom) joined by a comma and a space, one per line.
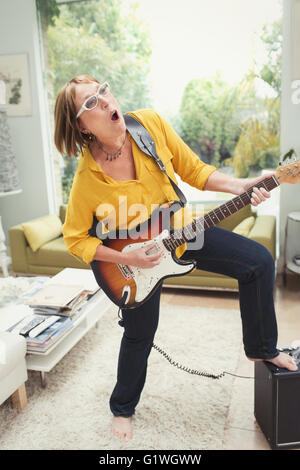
163, 202, 276, 290
9, 205, 87, 276
8, 203, 276, 291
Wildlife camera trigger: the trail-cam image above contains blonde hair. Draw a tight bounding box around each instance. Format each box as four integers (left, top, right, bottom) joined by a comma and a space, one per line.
54, 74, 100, 158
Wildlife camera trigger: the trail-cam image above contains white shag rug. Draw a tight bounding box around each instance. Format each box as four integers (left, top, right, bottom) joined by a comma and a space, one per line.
0, 301, 242, 450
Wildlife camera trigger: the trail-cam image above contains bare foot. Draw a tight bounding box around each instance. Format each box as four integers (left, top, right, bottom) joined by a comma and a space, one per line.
248, 352, 298, 371
111, 416, 133, 441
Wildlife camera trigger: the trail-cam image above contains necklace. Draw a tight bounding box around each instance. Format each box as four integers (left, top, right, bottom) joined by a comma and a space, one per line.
96, 134, 127, 162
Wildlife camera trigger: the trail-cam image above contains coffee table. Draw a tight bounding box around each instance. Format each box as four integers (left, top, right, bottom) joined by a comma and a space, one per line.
0, 268, 113, 387
25, 268, 114, 387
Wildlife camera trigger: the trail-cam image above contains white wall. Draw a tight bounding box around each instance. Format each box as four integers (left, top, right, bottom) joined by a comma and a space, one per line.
279, 0, 300, 260
0, 0, 57, 242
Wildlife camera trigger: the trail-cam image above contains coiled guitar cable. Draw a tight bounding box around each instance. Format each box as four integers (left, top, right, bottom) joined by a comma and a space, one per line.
117, 303, 253, 380
152, 342, 254, 380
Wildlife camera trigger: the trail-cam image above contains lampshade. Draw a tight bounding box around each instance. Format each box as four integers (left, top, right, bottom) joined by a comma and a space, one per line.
0, 80, 21, 194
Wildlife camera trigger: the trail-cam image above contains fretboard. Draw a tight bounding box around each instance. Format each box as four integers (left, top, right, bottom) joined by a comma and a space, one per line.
162, 174, 280, 252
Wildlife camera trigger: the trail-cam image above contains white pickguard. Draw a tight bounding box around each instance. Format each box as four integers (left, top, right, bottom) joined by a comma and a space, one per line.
121, 230, 195, 304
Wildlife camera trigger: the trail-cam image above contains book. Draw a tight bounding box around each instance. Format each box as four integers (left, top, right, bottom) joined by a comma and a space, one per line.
26, 317, 73, 353
25, 283, 84, 308
24, 317, 70, 344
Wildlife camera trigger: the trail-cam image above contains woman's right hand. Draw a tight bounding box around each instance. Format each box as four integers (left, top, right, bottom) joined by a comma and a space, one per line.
124, 243, 163, 269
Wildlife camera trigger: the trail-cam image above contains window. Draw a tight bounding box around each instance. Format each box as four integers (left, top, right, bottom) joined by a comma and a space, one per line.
37, 0, 282, 211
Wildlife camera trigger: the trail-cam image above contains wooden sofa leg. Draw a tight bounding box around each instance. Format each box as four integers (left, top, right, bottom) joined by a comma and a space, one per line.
11, 383, 27, 410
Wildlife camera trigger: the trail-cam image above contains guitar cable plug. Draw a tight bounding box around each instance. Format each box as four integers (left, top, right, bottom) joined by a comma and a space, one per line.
117, 291, 128, 327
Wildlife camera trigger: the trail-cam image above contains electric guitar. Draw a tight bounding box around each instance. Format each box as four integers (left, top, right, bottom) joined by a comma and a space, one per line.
90, 160, 300, 309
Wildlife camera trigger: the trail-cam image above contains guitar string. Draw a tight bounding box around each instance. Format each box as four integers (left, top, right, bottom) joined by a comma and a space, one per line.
115, 176, 280, 380
166, 176, 277, 250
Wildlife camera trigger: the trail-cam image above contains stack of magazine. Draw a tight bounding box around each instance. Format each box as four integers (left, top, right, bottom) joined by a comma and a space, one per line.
27, 284, 91, 318
8, 277, 99, 354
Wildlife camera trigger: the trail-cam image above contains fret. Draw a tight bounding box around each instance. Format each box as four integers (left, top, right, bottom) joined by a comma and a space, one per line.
170, 235, 181, 248
241, 193, 249, 205
172, 231, 184, 244
184, 224, 195, 241
162, 173, 281, 252
241, 194, 251, 207
242, 190, 251, 201
219, 204, 231, 217
162, 238, 172, 251
231, 199, 239, 211
226, 201, 236, 214
208, 211, 220, 224
205, 212, 215, 226
214, 207, 224, 222
226, 203, 234, 215
185, 225, 194, 241
192, 219, 200, 234
165, 237, 175, 250
193, 219, 203, 234
232, 196, 244, 209
271, 175, 280, 187
204, 218, 211, 230
198, 218, 205, 231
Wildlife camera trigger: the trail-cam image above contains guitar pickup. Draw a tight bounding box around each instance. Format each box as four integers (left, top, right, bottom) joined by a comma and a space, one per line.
145, 243, 160, 256
117, 263, 133, 279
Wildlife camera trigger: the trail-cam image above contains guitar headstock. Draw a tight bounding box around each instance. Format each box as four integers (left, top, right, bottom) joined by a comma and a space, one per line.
275, 159, 300, 184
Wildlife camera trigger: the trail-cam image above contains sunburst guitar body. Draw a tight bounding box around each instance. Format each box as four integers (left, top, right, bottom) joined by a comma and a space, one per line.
90, 201, 196, 309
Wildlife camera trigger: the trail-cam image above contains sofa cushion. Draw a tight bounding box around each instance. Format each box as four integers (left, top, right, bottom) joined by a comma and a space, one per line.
26, 236, 87, 268
232, 216, 255, 237
22, 214, 62, 252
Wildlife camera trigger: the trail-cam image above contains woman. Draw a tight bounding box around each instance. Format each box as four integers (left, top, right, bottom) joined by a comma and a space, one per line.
54, 74, 297, 442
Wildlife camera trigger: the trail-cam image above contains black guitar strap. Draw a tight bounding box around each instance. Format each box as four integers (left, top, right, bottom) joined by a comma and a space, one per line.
123, 113, 187, 207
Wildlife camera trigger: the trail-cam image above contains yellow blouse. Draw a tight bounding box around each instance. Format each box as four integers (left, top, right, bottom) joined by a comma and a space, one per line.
62, 109, 217, 264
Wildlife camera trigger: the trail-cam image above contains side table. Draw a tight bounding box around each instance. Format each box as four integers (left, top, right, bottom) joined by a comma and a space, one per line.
283, 211, 300, 286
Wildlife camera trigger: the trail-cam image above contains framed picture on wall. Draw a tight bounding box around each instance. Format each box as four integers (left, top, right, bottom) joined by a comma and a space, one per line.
0, 53, 31, 116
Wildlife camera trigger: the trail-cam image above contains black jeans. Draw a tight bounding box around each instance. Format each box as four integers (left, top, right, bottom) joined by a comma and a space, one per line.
109, 226, 279, 417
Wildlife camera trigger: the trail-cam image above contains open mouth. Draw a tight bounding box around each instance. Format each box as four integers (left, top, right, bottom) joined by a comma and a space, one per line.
111, 110, 119, 121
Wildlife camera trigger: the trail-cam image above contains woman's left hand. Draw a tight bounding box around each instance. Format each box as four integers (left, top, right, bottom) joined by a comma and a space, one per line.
238, 173, 274, 207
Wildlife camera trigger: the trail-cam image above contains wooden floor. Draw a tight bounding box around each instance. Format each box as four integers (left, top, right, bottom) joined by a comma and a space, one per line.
161, 273, 300, 450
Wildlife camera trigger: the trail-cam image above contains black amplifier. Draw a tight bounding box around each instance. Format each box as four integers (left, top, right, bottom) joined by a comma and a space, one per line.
254, 345, 300, 450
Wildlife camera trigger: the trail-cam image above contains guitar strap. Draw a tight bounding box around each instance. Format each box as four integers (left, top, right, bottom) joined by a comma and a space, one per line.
123, 113, 187, 207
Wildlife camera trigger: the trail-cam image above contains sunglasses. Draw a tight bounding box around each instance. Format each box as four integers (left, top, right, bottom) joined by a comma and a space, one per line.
76, 82, 110, 118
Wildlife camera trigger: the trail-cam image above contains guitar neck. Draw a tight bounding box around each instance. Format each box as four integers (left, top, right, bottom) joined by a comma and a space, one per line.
163, 174, 280, 251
